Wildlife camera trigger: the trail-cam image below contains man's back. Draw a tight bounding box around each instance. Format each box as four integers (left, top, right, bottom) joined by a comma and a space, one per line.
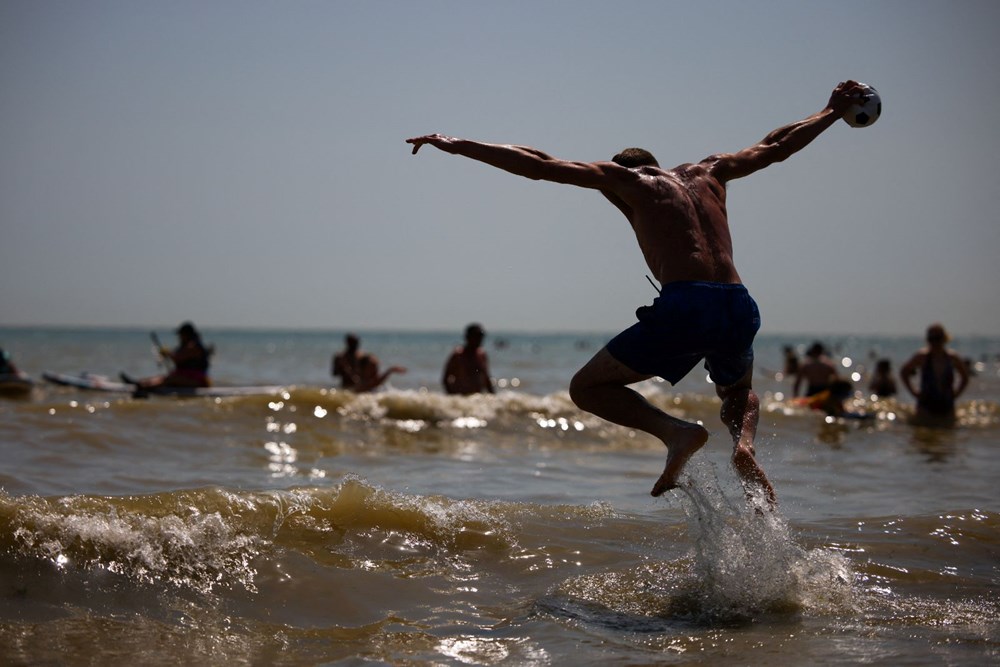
443, 346, 490, 395
799, 357, 837, 384
614, 161, 741, 287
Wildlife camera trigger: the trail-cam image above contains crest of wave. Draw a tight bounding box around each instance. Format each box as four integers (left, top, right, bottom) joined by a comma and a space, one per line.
335, 388, 588, 429
10, 494, 263, 595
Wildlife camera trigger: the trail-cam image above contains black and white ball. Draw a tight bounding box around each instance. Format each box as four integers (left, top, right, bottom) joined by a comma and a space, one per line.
843, 84, 881, 128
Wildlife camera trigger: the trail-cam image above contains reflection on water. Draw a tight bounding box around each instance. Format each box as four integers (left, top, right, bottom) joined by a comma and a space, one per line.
909, 426, 959, 463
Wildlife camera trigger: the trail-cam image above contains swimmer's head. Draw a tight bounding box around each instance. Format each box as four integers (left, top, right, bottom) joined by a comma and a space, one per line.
612, 148, 659, 168
464, 323, 486, 345
176, 322, 201, 342
926, 323, 949, 344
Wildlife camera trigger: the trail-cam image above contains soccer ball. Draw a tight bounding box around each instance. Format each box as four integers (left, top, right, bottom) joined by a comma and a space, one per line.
843, 84, 881, 128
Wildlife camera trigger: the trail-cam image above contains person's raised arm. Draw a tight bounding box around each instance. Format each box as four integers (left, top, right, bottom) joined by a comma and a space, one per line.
355, 365, 407, 393
706, 80, 866, 184
407, 134, 630, 191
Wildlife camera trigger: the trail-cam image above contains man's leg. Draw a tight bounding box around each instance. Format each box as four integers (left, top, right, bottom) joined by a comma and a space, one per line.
715, 367, 776, 505
569, 348, 708, 496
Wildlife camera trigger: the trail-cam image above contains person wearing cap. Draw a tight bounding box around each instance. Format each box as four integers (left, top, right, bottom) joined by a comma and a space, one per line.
900, 323, 970, 425
122, 322, 212, 389
442, 323, 495, 395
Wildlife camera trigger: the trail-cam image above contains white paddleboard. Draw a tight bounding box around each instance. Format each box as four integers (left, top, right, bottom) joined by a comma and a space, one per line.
43, 372, 285, 397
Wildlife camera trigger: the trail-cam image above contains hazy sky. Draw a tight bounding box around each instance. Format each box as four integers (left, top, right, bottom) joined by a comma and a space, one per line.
2, 1, 998, 336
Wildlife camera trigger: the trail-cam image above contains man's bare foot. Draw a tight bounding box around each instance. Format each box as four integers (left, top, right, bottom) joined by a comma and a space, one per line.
650, 425, 709, 496
732, 445, 777, 507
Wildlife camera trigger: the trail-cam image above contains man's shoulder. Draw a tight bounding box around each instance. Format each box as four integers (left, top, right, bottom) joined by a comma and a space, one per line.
945, 349, 966, 364
667, 162, 724, 190
670, 161, 702, 172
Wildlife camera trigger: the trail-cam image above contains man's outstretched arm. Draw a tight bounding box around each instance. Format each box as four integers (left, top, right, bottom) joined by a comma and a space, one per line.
707, 80, 867, 183
407, 134, 629, 190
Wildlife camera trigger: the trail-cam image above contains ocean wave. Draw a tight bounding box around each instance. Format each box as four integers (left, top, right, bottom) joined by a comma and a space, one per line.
2, 476, 997, 663
0, 478, 622, 597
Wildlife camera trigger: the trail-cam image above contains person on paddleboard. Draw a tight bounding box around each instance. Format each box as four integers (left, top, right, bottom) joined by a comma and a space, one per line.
122, 322, 212, 390
408, 81, 869, 505
0, 349, 21, 376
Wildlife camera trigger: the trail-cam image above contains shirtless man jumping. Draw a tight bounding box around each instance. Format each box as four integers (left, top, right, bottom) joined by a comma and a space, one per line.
408, 81, 866, 504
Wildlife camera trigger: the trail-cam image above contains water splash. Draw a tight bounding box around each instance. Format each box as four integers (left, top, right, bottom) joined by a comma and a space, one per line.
675, 461, 854, 621
542, 464, 855, 633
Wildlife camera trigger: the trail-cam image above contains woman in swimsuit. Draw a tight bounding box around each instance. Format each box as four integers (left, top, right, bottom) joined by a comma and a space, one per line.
900, 323, 969, 425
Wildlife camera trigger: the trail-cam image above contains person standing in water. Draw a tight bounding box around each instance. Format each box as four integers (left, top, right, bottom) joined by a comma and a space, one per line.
408, 81, 868, 504
333, 333, 406, 393
793, 341, 839, 398
868, 358, 898, 398
442, 323, 495, 395
900, 323, 969, 425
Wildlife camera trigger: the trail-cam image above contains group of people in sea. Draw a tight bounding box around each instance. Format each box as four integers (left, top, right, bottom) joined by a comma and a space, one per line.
333, 323, 495, 396
89, 316, 972, 433
93, 320, 497, 398
784, 322, 971, 426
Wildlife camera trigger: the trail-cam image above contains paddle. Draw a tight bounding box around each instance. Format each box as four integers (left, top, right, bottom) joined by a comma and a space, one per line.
150, 331, 173, 370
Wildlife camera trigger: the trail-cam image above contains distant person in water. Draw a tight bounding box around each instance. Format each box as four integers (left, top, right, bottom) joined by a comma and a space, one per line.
122, 322, 212, 389
794, 342, 839, 397
782, 345, 800, 378
900, 323, 969, 425
332, 334, 364, 389
868, 358, 898, 398
332, 333, 406, 392
802, 378, 871, 420
442, 323, 495, 395
355, 355, 407, 393
0, 349, 21, 376
409, 81, 869, 504
0, 348, 32, 395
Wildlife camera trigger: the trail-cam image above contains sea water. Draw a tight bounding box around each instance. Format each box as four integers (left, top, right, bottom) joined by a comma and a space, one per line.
1, 327, 998, 665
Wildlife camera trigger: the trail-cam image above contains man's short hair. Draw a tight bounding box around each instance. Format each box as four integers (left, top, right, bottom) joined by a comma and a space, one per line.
465, 323, 485, 339
612, 147, 659, 168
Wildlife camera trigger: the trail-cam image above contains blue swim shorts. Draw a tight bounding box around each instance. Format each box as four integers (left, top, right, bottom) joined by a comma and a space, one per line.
605, 281, 760, 386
